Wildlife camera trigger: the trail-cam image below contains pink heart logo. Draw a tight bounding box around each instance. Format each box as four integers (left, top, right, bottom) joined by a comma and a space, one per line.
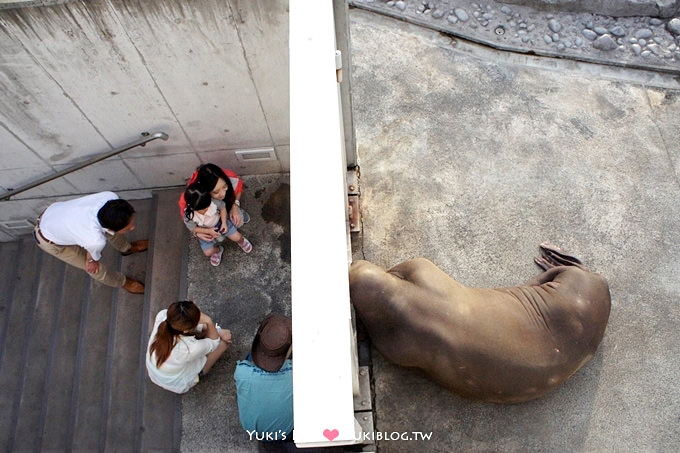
323, 428, 339, 441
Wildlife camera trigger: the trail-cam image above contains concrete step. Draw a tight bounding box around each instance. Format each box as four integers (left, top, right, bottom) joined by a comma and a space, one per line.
137, 188, 187, 452
0, 238, 43, 452
0, 191, 186, 452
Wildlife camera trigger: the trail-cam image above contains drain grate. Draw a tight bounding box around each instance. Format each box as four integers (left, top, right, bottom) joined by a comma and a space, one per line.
235, 148, 277, 162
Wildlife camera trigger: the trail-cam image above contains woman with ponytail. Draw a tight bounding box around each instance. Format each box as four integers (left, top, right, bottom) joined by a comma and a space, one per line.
146, 301, 232, 394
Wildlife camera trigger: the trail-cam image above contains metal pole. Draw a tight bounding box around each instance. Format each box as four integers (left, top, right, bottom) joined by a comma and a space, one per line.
0, 131, 169, 201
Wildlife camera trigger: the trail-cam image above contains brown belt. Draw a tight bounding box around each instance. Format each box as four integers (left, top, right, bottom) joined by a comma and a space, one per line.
36, 228, 56, 245
34, 218, 56, 245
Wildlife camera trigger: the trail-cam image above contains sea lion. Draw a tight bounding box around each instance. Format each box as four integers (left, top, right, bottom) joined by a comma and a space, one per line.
348, 244, 611, 403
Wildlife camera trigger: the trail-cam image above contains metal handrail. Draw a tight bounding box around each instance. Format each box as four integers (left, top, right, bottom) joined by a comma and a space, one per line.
0, 131, 169, 201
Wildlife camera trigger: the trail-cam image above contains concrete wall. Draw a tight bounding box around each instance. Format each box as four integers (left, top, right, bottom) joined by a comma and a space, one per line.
0, 0, 289, 240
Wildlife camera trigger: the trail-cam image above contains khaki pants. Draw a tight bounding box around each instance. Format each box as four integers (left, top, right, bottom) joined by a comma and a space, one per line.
34, 225, 130, 288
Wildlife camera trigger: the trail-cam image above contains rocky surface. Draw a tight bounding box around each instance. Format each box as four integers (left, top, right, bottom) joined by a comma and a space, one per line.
502, 0, 680, 18
351, 0, 680, 72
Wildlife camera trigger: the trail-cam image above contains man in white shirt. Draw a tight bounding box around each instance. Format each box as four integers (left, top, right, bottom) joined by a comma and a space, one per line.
33, 191, 147, 294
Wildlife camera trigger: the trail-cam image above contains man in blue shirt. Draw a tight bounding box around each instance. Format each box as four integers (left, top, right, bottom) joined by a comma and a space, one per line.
234, 314, 293, 443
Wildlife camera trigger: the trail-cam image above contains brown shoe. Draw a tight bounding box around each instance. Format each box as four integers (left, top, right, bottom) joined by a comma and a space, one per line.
121, 239, 149, 256
123, 277, 145, 294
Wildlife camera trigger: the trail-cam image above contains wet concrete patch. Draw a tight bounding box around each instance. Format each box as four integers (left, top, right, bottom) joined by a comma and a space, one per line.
261, 183, 291, 264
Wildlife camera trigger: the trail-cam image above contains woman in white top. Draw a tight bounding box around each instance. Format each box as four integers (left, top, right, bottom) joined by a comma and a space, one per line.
146, 301, 232, 394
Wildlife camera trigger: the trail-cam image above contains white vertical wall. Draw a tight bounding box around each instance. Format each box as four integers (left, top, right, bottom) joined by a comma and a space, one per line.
290, 0, 360, 447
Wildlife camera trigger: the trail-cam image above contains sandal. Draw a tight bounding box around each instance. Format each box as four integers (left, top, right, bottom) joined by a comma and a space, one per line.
210, 246, 224, 267
238, 237, 252, 254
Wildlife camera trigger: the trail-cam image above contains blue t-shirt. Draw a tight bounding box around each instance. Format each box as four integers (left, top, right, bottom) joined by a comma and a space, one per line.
234, 357, 293, 441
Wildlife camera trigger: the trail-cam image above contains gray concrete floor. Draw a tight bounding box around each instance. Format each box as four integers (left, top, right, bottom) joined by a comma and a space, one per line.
181, 174, 291, 452
350, 8, 680, 452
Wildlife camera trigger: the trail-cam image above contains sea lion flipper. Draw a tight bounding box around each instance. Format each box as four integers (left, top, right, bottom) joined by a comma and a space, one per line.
539, 242, 586, 269
534, 255, 554, 271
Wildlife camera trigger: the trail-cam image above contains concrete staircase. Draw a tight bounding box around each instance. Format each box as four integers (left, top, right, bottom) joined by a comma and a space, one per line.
0, 188, 187, 452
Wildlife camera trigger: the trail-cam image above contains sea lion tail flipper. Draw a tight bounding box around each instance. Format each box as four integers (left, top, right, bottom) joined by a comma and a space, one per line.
539, 242, 587, 270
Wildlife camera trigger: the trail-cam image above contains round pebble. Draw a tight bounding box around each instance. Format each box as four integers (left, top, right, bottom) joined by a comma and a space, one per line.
649, 18, 663, 26
501, 5, 512, 15
395, 1, 406, 11
593, 34, 617, 51
447, 15, 458, 24
610, 26, 625, 37
594, 26, 608, 35
582, 29, 597, 41
548, 19, 562, 33
631, 43, 642, 55
432, 9, 445, 19
454, 8, 469, 22
544, 35, 552, 44
552, 33, 560, 42
634, 28, 653, 39
667, 18, 680, 35
638, 38, 647, 46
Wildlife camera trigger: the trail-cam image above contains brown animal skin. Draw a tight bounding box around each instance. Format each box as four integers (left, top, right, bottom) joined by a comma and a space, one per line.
349, 257, 611, 403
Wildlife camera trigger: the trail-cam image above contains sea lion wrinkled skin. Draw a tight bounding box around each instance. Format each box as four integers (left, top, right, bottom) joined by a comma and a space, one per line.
349, 252, 611, 403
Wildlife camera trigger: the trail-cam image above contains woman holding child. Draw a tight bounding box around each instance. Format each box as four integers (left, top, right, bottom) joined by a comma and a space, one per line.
180, 164, 253, 266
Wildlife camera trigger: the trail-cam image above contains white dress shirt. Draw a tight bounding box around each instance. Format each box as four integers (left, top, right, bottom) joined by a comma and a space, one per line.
39, 191, 119, 261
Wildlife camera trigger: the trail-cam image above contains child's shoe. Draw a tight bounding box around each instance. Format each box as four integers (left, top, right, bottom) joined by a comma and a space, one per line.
210, 246, 224, 266
238, 237, 252, 253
